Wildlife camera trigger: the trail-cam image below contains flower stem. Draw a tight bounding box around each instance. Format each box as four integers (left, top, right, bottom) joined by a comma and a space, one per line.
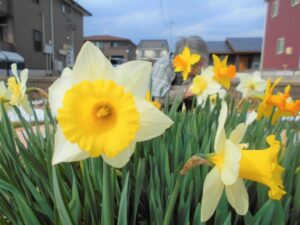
102, 162, 114, 225
163, 174, 184, 225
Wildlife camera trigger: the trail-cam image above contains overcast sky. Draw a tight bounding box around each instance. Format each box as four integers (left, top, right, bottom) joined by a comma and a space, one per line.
76, 0, 266, 48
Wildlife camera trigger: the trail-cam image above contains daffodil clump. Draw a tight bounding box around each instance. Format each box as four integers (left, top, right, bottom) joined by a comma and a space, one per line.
256, 78, 300, 124
0, 43, 299, 225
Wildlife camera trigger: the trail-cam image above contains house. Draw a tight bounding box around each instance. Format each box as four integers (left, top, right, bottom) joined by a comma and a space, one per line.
0, 0, 91, 76
136, 39, 169, 62
84, 35, 136, 61
262, 0, 300, 70
206, 37, 262, 71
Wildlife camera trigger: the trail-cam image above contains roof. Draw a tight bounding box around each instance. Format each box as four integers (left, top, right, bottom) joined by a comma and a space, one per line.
137, 39, 169, 49
65, 0, 92, 16
226, 37, 263, 53
206, 41, 233, 54
207, 37, 263, 54
84, 35, 135, 45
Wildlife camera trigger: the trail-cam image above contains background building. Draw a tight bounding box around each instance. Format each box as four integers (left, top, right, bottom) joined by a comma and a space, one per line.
136, 39, 169, 62
262, 0, 300, 70
0, 0, 91, 75
206, 37, 262, 71
84, 35, 136, 61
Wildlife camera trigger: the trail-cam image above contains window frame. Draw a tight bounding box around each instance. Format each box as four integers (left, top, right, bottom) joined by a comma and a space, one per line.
271, 0, 279, 18
33, 30, 42, 52
291, 0, 300, 7
276, 37, 285, 54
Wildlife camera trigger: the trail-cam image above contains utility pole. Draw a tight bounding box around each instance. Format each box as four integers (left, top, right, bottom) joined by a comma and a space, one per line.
169, 19, 174, 52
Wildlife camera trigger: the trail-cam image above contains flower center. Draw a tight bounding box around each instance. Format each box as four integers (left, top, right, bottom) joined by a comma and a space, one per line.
248, 83, 256, 90
95, 104, 112, 118
57, 80, 140, 158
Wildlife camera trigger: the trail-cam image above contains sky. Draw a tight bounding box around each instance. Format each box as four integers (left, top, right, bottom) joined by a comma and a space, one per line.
76, 0, 266, 49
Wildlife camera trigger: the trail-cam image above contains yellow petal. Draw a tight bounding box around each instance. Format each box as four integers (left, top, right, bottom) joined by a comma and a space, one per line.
190, 54, 201, 65
182, 46, 190, 59
225, 178, 249, 215
213, 54, 221, 67
201, 167, 224, 222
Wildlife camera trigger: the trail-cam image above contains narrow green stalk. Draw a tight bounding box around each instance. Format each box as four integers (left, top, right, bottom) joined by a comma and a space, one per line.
102, 162, 114, 225
163, 174, 184, 225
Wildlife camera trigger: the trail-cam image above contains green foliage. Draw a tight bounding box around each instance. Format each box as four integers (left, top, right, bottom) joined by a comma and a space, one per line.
0, 98, 299, 224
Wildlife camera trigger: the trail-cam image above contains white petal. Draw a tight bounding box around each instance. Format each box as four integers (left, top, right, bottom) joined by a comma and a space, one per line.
229, 111, 256, 144
197, 96, 204, 106
20, 69, 28, 85
113, 60, 152, 98
20, 69, 28, 96
102, 142, 136, 168
221, 140, 241, 185
72, 41, 113, 83
201, 167, 224, 222
11, 63, 18, 77
134, 98, 173, 142
229, 123, 246, 145
21, 97, 33, 115
246, 111, 257, 125
225, 178, 249, 215
214, 101, 227, 152
48, 68, 73, 116
52, 126, 90, 165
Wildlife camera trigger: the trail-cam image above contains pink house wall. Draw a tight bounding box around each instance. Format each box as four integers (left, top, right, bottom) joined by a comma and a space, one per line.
263, 0, 300, 70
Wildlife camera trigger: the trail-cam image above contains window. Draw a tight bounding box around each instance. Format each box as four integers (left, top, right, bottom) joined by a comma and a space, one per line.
276, 38, 285, 54
272, 0, 279, 17
0, 26, 3, 41
111, 42, 121, 47
291, 0, 300, 7
33, 30, 42, 52
32, 0, 39, 3
95, 41, 104, 49
62, 3, 71, 14
154, 50, 161, 58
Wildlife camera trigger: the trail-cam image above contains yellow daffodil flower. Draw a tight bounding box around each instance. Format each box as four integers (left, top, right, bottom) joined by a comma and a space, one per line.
239, 135, 286, 200
212, 55, 236, 89
7, 64, 32, 114
49, 42, 173, 168
173, 46, 201, 80
257, 79, 289, 121
272, 97, 300, 124
201, 102, 257, 222
191, 66, 226, 106
145, 90, 161, 109
236, 71, 267, 99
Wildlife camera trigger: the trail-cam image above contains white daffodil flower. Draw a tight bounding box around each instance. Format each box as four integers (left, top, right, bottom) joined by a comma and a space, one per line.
7, 64, 32, 114
236, 71, 267, 99
191, 66, 226, 106
201, 102, 257, 222
49, 42, 173, 168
